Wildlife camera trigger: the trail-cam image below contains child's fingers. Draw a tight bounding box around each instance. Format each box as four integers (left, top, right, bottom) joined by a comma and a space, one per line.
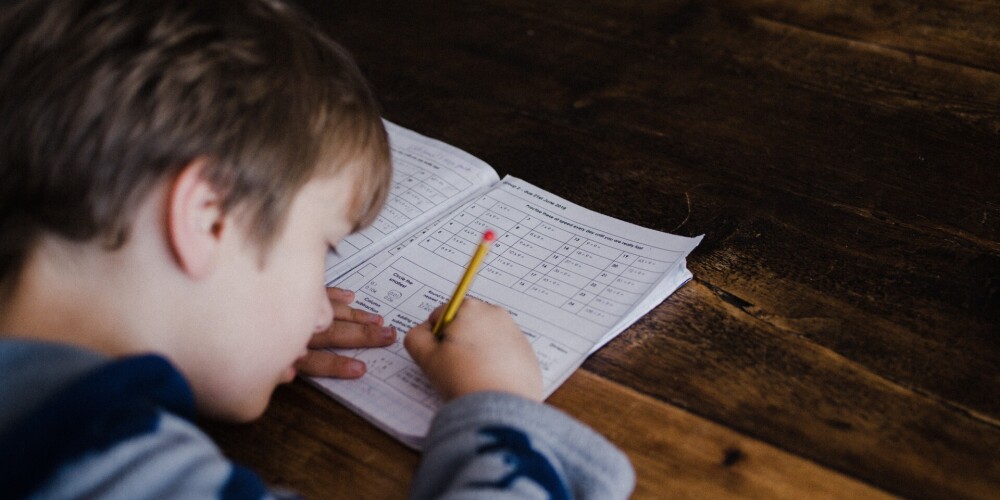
426, 298, 488, 337
322, 293, 383, 326
426, 303, 446, 325
307, 322, 396, 349
403, 320, 436, 367
294, 350, 366, 378
327, 302, 383, 326
325, 287, 356, 304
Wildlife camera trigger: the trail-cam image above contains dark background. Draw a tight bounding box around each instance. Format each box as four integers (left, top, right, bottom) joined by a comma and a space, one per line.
205, 1, 1000, 498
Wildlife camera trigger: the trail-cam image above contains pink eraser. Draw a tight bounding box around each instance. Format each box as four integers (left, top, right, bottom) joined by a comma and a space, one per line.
483, 229, 496, 242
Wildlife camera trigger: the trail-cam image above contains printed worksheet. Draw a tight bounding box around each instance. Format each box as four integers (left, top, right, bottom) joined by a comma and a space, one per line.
310, 175, 702, 448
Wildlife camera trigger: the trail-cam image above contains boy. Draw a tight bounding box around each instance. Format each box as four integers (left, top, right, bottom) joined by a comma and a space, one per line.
0, 0, 635, 498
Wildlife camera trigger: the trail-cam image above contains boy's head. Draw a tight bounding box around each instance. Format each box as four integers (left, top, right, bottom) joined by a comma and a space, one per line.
0, 0, 391, 420
0, 0, 390, 300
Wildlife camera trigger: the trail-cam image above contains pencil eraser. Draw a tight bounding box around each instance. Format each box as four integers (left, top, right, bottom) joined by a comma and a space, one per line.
483, 229, 496, 242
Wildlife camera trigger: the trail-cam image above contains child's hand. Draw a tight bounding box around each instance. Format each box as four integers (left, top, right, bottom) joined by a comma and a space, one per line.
405, 298, 542, 402
294, 288, 396, 378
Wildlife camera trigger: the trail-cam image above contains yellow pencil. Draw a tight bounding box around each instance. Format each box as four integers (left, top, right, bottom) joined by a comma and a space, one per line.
433, 229, 497, 339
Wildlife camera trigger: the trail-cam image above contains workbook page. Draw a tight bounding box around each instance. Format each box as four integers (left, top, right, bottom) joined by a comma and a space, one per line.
324, 121, 499, 282
311, 176, 701, 447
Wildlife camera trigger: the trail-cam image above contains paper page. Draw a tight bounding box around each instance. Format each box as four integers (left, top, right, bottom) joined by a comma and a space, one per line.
310, 176, 701, 448
323, 120, 500, 283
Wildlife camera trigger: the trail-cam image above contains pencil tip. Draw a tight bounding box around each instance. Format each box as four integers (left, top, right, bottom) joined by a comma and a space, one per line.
483, 229, 496, 241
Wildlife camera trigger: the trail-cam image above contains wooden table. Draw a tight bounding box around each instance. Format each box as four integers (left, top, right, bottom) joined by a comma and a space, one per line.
202, 1, 1000, 498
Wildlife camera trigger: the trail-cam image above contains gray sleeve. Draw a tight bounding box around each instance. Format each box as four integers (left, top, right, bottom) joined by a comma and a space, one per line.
410, 392, 635, 500
31, 413, 295, 500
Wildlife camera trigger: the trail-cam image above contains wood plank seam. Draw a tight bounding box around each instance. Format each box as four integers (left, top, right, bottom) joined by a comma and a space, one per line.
750, 15, 1000, 77
568, 368, 897, 498
692, 278, 1000, 430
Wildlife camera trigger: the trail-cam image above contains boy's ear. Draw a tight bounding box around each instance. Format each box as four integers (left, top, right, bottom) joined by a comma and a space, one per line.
166, 158, 226, 279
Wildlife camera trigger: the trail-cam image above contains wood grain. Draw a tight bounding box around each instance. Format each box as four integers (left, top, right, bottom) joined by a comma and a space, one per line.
550, 370, 896, 499
205, 371, 898, 499
203, 1, 1000, 498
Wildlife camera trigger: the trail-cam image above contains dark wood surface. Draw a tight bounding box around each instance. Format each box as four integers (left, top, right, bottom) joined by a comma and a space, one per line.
202, 1, 1000, 498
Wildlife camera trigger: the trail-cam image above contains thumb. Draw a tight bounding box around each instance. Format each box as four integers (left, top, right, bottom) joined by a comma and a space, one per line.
405, 304, 448, 364
426, 303, 446, 326
404, 320, 436, 366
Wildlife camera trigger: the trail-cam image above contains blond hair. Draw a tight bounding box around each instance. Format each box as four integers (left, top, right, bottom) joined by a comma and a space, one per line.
0, 0, 391, 299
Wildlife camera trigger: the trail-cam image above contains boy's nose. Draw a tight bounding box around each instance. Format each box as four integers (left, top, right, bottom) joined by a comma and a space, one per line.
314, 291, 334, 333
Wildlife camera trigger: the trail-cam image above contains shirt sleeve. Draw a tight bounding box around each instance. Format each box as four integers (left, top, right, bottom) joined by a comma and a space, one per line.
410, 392, 635, 500
29, 412, 289, 500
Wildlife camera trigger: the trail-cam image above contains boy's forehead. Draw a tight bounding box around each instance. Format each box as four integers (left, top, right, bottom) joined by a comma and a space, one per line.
331, 152, 388, 233
312, 128, 391, 234
309, 163, 367, 231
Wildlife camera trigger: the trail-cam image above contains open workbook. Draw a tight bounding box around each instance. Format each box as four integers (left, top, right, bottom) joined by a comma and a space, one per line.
310, 121, 702, 449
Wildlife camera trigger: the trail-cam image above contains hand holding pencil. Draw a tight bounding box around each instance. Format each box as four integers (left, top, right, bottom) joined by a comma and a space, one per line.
404, 229, 543, 402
